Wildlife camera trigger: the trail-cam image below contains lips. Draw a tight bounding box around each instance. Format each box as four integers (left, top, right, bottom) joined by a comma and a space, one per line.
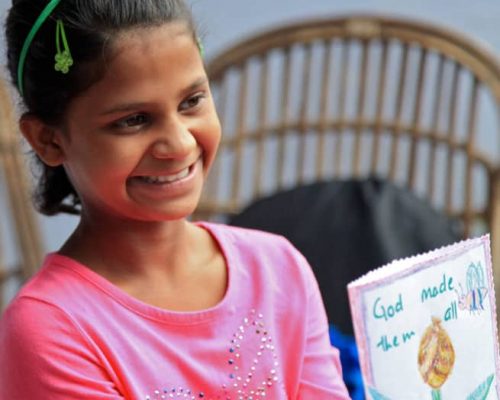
131, 159, 198, 185
126, 157, 204, 203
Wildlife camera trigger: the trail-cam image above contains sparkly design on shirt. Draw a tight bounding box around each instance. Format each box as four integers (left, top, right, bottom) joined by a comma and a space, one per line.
145, 387, 204, 399
144, 310, 283, 400
222, 309, 281, 398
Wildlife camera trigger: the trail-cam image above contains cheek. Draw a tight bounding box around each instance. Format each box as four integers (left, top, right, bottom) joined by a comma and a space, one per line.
200, 116, 221, 168
65, 141, 141, 181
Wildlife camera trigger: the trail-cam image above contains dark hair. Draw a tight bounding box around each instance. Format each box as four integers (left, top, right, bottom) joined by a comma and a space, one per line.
5, 0, 197, 215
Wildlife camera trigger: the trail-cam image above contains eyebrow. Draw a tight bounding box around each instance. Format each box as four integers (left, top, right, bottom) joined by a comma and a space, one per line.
99, 77, 209, 116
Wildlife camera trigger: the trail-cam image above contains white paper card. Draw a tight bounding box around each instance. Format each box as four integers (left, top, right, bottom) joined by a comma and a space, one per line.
348, 236, 500, 400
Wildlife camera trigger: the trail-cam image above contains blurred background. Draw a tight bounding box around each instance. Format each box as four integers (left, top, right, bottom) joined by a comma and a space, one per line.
189, 0, 500, 57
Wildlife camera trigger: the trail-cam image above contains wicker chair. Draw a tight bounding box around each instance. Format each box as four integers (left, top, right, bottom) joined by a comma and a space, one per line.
194, 14, 500, 308
0, 76, 43, 310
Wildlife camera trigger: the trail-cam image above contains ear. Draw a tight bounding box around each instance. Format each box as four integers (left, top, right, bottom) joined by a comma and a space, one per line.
19, 115, 66, 167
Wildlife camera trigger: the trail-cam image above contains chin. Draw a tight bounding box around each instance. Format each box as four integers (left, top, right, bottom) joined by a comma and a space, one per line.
126, 190, 203, 222
137, 204, 198, 222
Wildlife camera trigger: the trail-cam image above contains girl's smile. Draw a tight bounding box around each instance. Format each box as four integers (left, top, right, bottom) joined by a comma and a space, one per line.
127, 156, 203, 200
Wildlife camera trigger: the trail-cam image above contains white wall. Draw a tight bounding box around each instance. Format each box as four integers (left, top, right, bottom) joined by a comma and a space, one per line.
1, 0, 500, 254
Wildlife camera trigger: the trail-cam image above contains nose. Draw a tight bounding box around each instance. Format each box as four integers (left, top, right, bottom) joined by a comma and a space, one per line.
151, 119, 197, 160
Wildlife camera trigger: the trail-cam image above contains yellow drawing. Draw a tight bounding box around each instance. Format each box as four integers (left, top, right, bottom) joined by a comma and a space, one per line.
418, 317, 455, 399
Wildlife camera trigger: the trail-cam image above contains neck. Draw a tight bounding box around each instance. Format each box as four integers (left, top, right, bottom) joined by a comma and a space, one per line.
59, 212, 202, 278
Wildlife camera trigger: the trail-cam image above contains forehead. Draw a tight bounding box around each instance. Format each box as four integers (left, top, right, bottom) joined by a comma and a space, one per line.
112, 21, 194, 55
67, 22, 203, 115
104, 22, 198, 82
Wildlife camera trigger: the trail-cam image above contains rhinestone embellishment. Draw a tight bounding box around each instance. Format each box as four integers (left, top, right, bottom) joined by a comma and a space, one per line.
145, 387, 205, 399
222, 310, 281, 399
144, 310, 283, 400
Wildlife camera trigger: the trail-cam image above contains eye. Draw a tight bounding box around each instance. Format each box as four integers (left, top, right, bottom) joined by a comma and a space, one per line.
179, 93, 206, 112
112, 113, 150, 130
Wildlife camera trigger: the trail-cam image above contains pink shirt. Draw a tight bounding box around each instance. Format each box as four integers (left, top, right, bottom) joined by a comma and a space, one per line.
0, 223, 350, 399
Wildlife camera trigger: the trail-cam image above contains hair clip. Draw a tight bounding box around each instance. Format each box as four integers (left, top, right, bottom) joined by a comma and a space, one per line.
54, 19, 73, 74
17, 0, 63, 96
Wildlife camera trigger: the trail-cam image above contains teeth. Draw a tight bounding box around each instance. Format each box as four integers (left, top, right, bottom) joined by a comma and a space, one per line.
142, 167, 190, 184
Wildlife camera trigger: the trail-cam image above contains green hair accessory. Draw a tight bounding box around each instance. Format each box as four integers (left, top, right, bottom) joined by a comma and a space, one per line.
54, 20, 73, 73
17, 0, 63, 96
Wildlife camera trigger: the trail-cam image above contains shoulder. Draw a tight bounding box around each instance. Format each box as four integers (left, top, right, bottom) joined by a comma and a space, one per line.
202, 222, 306, 263
0, 254, 97, 347
202, 222, 317, 290
3, 253, 110, 328
200, 221, 292, 249
0, 255, 116, 383
14, 253, 93, 299
1, 294, 77, 344
0, 293, 90, 383
0, 284, 120, 398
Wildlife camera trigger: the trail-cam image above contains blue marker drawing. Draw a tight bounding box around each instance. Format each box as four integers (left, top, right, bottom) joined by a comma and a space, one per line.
456, 262, 488, 314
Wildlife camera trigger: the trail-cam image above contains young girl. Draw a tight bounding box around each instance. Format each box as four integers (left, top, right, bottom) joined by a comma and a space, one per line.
0, 1, 350, 399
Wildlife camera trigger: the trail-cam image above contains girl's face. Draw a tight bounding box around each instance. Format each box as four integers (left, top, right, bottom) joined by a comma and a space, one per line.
56, 22, 221, 222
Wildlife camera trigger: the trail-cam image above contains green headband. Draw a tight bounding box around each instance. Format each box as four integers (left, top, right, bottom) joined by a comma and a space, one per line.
17, 0, 68, 97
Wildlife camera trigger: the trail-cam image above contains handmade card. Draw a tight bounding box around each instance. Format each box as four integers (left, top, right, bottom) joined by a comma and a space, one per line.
348, 235, 500, 400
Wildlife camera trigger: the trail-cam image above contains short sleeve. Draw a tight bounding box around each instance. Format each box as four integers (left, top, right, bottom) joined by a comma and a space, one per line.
0, 297, 124, 399
294, 250, 352, 400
